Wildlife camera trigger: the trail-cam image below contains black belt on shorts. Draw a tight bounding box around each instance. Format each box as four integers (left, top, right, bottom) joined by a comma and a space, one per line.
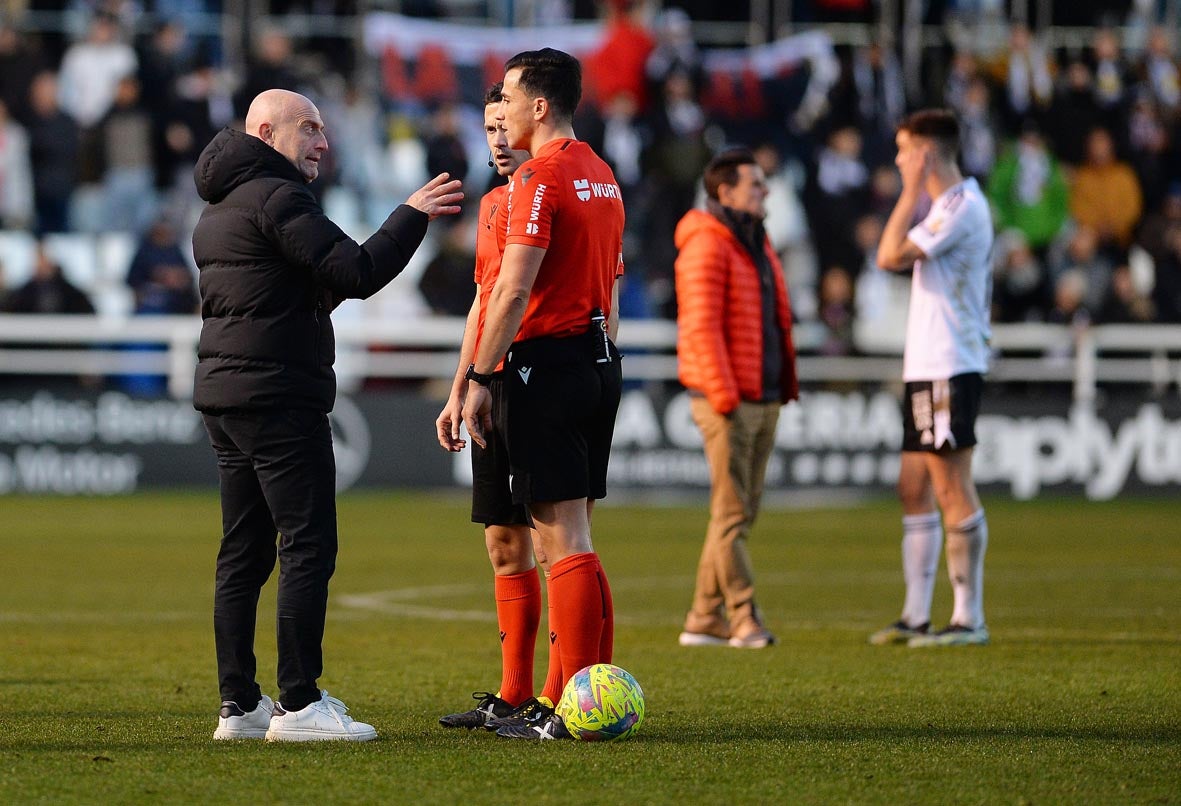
506, 327, 619, 366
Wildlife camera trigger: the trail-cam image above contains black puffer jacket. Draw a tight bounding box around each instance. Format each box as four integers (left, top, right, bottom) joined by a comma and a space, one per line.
191, 127, 428, 412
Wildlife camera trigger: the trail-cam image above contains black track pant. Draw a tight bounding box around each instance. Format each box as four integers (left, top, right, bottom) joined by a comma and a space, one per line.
202, 408, 337, 713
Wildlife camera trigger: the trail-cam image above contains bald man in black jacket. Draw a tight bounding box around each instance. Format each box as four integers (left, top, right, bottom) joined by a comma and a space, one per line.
193, 89, 462, 742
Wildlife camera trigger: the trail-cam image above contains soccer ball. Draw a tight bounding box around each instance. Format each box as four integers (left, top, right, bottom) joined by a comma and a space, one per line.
556, 663, 645, 741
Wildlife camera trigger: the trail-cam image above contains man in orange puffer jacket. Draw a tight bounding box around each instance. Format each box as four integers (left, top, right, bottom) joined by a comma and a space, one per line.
673, 147, 799, 650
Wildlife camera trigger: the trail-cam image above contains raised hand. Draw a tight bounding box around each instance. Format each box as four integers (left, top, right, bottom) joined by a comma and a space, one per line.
407, 173, 464, 220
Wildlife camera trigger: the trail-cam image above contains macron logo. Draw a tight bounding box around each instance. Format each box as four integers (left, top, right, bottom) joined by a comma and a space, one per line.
574, 178, 591, 202
518, 366, 532, 385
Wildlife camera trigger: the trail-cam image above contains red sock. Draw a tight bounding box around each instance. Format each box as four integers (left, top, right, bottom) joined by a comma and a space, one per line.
548, 552, 612, 690
540, 579, 563, 705
597, 558, 614, 663
494, 569, 540, 706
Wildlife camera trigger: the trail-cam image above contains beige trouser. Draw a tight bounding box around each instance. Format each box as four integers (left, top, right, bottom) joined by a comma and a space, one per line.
684, 396, 781, 636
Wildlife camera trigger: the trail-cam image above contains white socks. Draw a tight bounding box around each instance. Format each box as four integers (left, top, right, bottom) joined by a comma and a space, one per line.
900, 511, 942, 628
945, 509, 988, 629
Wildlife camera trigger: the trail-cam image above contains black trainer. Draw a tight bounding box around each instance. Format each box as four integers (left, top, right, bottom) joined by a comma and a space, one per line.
483, 696, 554, 732
496, 712, 572, 740
439, 691, 516, 729
868, 620, 930, 645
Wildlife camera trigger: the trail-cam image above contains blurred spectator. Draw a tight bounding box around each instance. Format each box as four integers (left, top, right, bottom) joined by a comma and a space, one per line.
958, 76, 998, 181
0, 243, 94, 314
1046, 268, 1091, 328
423, 102, 469, 191
1140, 25, 1180, 116
598, 91, 646, 195
826, 42, 906, 169
99, 76, 156, 233
989, 22, 1054, 134
987, 121, 1069, 255
126, 218, 198, 314
137, 19, 187, 113
418, 220, 476, 316
854, 214, 910, 353
1151, 225, 1181, 322
1048, 60, 1104, 165
1120, 91, 1174, 209
26, 71, 79, 234
754, 142, 809, 257
322, 81, 385, 227
233, 26, 301, 118
137, 19, 189, 188
851, 42, 907, 168
817, 265, 855, 355
1089, 27, 1131, 129
1137, 182, 1181, 266
640, 68, 712, 316
0, 19, 47, 127
585, 0, 655, 114
645, 7, 704, 96
0, 98, 33, 229
1096, 262, 1154, 323
57, 12, 137, 129
804, 125, 869, 279
1069, 127, 1143, 251
755, 142, 814, 320
120, 217, 197, 396
1048, 224, 1116, 314
159, 62, 224, 195
943, 49, 980, 116
991, 229, 1048, 322
866, 163, 902, 220
56, 11, 137, 182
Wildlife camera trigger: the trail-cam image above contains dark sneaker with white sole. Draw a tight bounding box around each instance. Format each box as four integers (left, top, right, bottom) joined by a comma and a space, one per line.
483, 696, 554, 733
496, 712, 572, 740
868, 620, 930, 645
908, 623, 989, 647
439, 691, 516, 729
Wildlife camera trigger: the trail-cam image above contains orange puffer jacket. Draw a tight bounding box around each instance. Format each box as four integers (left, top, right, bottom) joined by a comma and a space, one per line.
674, 208, 799, 414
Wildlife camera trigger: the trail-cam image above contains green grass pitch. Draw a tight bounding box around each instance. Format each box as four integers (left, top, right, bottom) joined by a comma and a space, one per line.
1, 492, 1178, 804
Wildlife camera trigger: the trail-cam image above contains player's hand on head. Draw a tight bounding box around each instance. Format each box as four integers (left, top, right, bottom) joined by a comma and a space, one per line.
899, 145, 930, 189
407, 173, 464, 220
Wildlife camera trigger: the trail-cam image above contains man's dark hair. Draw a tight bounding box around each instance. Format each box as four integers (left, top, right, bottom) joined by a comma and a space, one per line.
483, 82, 503, 106
703, 147, 757, 201
504, 48, 581, 121
898, 108, 960, 159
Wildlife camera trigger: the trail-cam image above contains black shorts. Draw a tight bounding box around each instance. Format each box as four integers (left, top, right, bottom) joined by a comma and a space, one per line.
498, 331, 623, 505
901, 373, 984, 452
470, 373, 530, 526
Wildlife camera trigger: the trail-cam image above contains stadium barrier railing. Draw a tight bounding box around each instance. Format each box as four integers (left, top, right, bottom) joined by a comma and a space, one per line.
0, 314, 1178, 403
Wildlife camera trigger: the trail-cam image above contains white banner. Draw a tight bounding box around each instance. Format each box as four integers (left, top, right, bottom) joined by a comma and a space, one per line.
361, 13, 838, 86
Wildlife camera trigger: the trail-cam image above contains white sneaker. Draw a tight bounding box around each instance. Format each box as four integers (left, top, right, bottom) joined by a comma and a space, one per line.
265, 690, 378, 742
213, 694, 274, 740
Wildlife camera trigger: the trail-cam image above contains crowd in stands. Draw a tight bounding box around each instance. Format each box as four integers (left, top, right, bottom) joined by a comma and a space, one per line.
2, 0, 1181, 358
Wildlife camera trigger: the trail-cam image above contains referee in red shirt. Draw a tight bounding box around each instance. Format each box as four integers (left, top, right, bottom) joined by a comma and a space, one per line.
462, 48, 625, 741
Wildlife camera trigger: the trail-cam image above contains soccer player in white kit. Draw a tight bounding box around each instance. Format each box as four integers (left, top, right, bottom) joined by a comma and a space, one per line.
870, 109, 993, 647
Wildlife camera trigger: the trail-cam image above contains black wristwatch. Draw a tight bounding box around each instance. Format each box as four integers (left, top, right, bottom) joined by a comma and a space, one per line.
465, 364, 494, 386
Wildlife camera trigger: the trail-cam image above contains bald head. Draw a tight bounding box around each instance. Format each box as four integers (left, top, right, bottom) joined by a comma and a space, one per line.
246, 89, 328, 183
